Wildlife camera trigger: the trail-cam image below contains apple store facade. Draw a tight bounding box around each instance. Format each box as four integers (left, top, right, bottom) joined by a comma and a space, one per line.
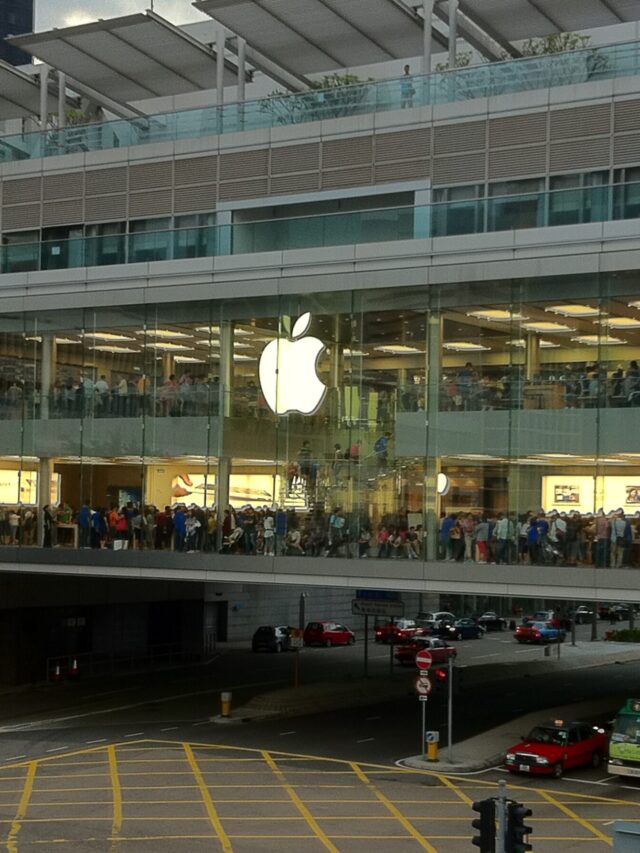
2, 267, 640, 560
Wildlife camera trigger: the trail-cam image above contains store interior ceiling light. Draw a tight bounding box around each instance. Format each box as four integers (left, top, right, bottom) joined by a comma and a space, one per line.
507, 338, 560, 349
442, 342, 491, 352
82, 332, 137, 342
137, 329, 193, 339
174, 356, 206, 363
373, 344, 425, 354
146, 342, 194, 351
571, 334, 627, 346
521, 321, 575, 333
25, 335, 81, 344
598, 317, 640, 330
195, 325, 221, 335
55, 337, 82, 345
233, 354, 256, 362
628, 301, 640, 310
89, 345, 140, 354
545, 304, 601, 318
344, 348, 366, 357
466, 309, 528, 322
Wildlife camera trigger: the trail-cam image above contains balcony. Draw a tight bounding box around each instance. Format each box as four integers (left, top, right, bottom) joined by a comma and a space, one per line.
0, 40, 639, 165
2, 180, 640, 276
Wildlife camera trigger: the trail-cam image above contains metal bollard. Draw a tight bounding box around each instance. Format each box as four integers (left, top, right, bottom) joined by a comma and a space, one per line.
221, 691, 232, 718
426, 730, 440, 762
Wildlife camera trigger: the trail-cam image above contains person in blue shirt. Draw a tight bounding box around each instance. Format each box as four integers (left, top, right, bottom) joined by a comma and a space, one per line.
78, 501, 92, 549
440, 513, 456, 560
173, 505, 186, 552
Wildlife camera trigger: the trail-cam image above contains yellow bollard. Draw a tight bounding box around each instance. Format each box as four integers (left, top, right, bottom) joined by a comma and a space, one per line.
221, 691, 232, 718
426, 731, 440, 761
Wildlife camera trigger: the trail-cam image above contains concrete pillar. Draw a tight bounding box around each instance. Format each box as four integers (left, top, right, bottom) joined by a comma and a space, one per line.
162, 353, 173, 380
237, 38, 246, 102
525, 333, 540, 381
422, 0, 434, 75
449, 0, 459, 68
38, 457, 52, 546
220, 320, 234, 417
216, 28, 226, 106
216, 456, 231, 550
425, 312, 442, 561
39, 63, 49, 127
40, 334, 56, 420
330, 316, 343, 424
58, 72, 66, 129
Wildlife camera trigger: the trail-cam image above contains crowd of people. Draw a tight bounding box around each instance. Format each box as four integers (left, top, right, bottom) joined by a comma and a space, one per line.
439, 508, 640, 568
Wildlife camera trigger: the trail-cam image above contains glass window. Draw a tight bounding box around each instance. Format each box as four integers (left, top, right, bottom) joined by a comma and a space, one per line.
85, 222, 126, 267
129, 218, 171, 262
2, 230, 39, 273
432, 184, 484, 237
488, 179, 544, 231
174, 213, 217, 259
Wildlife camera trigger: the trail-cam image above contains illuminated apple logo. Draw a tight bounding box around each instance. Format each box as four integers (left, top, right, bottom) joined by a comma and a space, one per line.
259, 312, 327, 415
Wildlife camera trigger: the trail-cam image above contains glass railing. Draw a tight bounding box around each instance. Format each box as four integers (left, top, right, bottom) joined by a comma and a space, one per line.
2, 181, 638, 275
1, 40, 639, 164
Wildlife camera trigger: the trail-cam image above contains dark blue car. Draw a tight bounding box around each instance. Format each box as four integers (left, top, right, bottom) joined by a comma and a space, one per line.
439, 617, 485, 640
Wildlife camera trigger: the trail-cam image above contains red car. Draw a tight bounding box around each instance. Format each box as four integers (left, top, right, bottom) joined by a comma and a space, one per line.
394, 635, 457, 666
303, 621, 356, 647
375, 619, 422, 644
505, 720, 608, 778
515, 621, 566, 644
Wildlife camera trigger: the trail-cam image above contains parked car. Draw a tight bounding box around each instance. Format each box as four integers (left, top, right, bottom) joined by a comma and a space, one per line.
515, 621, 566, 644
394, 635, 457, 666
572, 605, 595, 624
598, 604, 640, 622
476, 612, 507, 631
375, 619, 421, 644
303, 621, 356, 647
439, 617, 485, 640
523, 610, 570, 630
415, 611, 456, 629
505, 719, 608, 778
252, 625, 290, 653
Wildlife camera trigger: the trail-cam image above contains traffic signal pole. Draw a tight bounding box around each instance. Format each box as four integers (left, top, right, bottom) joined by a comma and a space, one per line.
496, 780, 507, 853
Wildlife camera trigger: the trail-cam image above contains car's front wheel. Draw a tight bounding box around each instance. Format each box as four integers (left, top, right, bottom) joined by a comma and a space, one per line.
276, 642, 283, 653
591, 751, 603, 769
348, 636, 355, 645
324, 638, 332, 648
456, 631, 464, 641
552, 762, 564, 779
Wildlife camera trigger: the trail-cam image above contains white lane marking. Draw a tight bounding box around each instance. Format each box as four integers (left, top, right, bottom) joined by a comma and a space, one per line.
124, 732, 144, 738
514, 648, 540, 654
556, 776, 640, 791
46, 746, 68, 753
474, 654, 500, 659
357, 738, 375, 743
192, 721, 210, 727
595, 776, 617, 783
160, 727, 179, 732
0, 679, 287, 734
85, 738, 107, 744
4, 755, 26, 761
279, 731, 296, 736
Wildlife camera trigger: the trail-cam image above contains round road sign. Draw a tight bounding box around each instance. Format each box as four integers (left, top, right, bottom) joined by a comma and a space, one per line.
415, 649, 433, 670
415, 675, 432, 695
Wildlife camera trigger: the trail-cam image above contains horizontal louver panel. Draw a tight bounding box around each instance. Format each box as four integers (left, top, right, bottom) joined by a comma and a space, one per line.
174, 184, 217, 212
128, 189, 173, 217
85, 167, 127, 195
321, 166, 373, 188
42, 198, 83, 226
3, 177, 41, 205
174, 155, 218, 186
322, 136, 373, 168
219, 177, 269, 201
490, 112, 547, 147
489, 145, 547, 180
375, 128, 430, 161
434, 121, 485, 155
43, 172, 83, 200
2, 204, 41, 230
220, 149, 269, 180
271, 143, 320, 174
374, 159, 429, 183
129, 160, 173, 190
433, 152, 485, 185
615, 99, 640, 133
613, 133, 640, 165
84, 194, 127, 222
270, 173, 321, 195
550, 103, 611, 140
550, 137, 610, 171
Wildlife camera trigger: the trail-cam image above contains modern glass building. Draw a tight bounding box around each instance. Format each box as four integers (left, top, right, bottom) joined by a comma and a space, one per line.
0, 4, 639, 675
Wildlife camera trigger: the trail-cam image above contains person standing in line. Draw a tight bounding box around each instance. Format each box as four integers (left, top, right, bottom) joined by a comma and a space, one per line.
43, 504, 54, 548
78, 500, 92, 549
400, 64, 416, 108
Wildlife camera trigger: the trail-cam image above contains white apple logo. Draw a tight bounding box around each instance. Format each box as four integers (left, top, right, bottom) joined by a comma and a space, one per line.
259, 312, 327, 415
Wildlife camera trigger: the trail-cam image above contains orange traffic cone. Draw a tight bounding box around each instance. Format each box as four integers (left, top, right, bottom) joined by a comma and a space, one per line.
52, 664, 61, 682
69, 659, 79, 679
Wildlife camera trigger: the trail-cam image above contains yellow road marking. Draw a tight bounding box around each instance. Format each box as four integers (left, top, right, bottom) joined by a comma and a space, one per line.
6, 762, 37, 853
540, 789, 613, 847
107, 746, 122, 852
349, 762, 440, 853
183, 743, 233, 852
262, 751, 340, 853
437, 774, 474, 807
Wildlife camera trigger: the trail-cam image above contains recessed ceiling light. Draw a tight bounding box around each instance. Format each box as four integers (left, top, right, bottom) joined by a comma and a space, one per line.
467, 310, 528, 322
571, 334, 627, 346
195, 325, 221, 335
545, 304, 601, 318
374, 345, 425, 355
146, 342, 194, 352
89, 345, 140, 354
598, 317, 640, 330
83, 332, 137, 342
344, 348, 366, 357
507, 338, 560, 349
138, 329, 193, 339
442, 342, 491, 352
521, 321, 575, 334
55, 337, 82, 345
233, 354, 257, 362
174, 356, 206, 363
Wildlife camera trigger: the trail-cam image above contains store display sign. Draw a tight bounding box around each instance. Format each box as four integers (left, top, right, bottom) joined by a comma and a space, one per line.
0, 470, 59, 506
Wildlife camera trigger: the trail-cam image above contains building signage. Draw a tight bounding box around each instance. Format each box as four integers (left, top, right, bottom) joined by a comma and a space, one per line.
351, 599, 405, 617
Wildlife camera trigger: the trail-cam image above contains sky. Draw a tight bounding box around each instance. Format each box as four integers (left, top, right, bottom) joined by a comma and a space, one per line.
35, 0, 207, 31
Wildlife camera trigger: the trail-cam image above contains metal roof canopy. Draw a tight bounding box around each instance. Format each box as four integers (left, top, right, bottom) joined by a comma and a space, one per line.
8, 11, 243, 103
459, 0, 640, 44
0, 61, 58, 121
194, 0, 447, 76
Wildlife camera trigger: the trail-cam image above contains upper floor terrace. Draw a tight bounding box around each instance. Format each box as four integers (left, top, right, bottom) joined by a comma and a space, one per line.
1, 39, 639, 166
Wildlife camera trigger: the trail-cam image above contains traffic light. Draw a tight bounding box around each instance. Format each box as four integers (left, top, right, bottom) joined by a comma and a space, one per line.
506, 801, 533, 853
472, 798, 496, 852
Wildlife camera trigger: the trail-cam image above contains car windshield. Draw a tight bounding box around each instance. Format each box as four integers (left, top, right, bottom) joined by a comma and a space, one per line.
526, 726, 568, 745
531, 622, 549, 629
611, 716, 640, 742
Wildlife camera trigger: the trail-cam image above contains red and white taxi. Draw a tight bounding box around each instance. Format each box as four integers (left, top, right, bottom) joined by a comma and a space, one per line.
505, 719, 608, 778
375, 619, 422, 644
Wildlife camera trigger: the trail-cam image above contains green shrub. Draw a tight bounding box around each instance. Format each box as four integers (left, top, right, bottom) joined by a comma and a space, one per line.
609, 628, 640, 643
